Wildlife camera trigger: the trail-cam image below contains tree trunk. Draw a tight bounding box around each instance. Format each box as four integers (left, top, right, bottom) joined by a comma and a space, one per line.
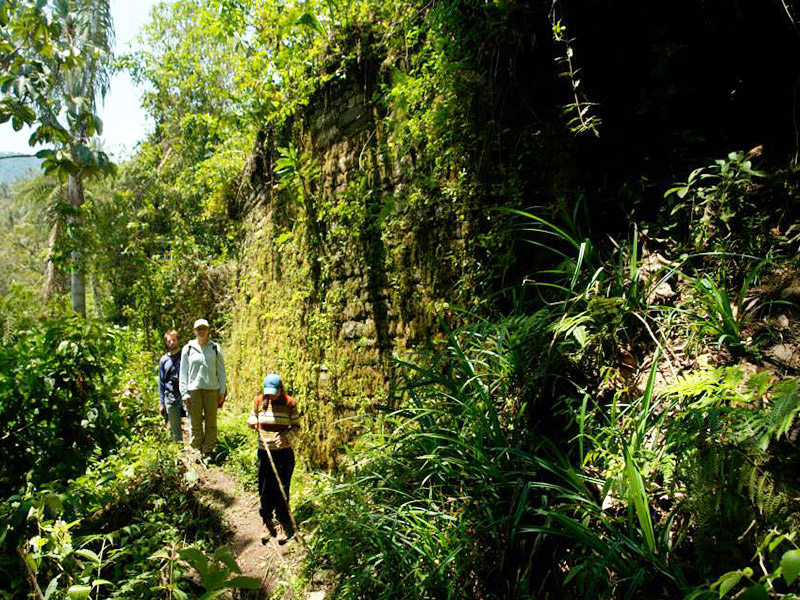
42, 221, 69, 298
67, 173, 86, 316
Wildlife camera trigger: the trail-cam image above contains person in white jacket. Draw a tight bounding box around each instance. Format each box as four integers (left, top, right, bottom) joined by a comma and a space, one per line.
179, 319, 226, 454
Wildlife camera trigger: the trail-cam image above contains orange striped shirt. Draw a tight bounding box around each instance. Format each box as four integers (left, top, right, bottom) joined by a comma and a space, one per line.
251, 393, 300, 451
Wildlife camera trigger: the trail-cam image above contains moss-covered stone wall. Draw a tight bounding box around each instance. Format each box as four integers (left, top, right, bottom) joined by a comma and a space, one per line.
226, 60, 531, 467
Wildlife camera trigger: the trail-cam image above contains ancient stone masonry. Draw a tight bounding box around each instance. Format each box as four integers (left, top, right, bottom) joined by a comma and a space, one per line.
227, 65, 495, 467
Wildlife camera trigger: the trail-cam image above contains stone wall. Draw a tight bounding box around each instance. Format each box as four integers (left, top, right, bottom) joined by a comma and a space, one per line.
227, 66, 501, 467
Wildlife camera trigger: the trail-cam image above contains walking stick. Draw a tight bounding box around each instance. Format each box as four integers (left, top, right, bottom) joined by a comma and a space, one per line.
256, 408, 303, 545
263, 442, 303, 545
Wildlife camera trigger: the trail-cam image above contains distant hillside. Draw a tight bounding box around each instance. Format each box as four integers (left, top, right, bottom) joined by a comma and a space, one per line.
0, 152, 42, 184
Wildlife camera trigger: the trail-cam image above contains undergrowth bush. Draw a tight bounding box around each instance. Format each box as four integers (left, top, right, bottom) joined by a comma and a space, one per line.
305, 316, 800, 598
302, 177, 800, 597
216, 414, 258, 489
304, 317, 582, 598
662, 369, 800, 575
0, 309, 260, 599
685, 529, 800, 599
0, 431, 259, 599
0, 317, 129, 491
1, 437, 182, 598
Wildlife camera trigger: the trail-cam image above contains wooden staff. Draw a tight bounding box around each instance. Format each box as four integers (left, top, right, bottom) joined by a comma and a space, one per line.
263, 442, 303, 545
256, 408, 303, 545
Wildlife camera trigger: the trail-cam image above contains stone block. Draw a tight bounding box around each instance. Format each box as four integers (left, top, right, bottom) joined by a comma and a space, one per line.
317, 367, 330, 389
340, 107, 362, 126
340, 320, 367, 340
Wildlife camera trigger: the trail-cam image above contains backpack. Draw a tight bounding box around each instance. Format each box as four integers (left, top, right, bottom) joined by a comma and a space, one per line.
186, 341, 220, 358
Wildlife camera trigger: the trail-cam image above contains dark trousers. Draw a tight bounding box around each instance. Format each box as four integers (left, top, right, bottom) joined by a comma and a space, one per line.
257, 448, 295, 529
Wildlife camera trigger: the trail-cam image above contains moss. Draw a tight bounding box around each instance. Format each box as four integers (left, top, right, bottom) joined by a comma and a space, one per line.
226, 26, 525, 469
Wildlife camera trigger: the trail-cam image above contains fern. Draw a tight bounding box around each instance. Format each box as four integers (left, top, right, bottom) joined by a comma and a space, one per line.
664, 366, 746, 400
665, 370, 800, 449
550, 311, 592, 348
663, 367, 800, 544
765, 378, 800, 440
743, 464, 786, 520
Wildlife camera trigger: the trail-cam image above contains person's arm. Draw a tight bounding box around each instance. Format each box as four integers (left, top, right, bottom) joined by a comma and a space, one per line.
247, 395, 260, 429
217, 343, 226, 395
179, 346, 190, 400
216, 343, 227, 405
279, 397, 301, 447
157, 358, 166, 411
288, 400, 301, 442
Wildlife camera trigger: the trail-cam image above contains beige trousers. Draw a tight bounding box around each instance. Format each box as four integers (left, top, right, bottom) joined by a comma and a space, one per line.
188, 389, 219, 453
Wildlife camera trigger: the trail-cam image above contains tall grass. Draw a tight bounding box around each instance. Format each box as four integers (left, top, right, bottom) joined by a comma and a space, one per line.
305, 317, 689, 598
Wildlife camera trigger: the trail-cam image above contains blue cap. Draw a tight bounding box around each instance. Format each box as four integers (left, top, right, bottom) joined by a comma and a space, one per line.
263, 373, 282, 395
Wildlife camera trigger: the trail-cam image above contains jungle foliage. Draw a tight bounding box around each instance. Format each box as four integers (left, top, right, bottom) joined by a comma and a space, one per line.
301, 155, 800, 598
2, 0, 800, 598
0, 316, 260, 599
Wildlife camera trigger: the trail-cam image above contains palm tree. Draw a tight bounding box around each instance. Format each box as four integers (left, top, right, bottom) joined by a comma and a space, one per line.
56, 0, 116, 316
1, 0, 116, 316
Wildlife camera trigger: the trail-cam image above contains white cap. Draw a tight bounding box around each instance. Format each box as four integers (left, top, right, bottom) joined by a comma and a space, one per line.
193, 319, 209, 329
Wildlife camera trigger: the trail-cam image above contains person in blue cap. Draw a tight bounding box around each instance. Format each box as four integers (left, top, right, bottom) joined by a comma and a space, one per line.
247, 373, 301, 543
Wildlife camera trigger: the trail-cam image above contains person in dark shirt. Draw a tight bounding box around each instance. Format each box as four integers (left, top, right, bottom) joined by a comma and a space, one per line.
158, 330, 185, 442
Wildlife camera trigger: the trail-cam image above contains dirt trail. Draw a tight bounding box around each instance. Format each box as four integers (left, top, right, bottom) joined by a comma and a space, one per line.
191, 461, 303, 598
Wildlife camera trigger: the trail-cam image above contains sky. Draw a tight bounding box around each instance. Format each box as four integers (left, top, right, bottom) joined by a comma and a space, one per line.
0, 0, 161, 159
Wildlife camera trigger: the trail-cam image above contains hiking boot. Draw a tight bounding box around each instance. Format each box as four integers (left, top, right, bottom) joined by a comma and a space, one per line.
261, 520, 278, 544
277, 523, 295, 545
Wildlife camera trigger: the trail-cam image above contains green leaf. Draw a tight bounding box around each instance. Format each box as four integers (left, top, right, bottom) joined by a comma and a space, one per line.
783, 549, 800, 585
44, 494, 63, 514
149, 548, 172, 560
179, 548, 208, 579
212, 546, 239, 574
636, 347, 660, 451
719, 207, 736, 223
173, 589, 189, 600
44, 575, 61, 600
296, 12, 324, 35
624, 446, 655, 554
225, 576, 261, 589
74, 548, 100, 563
24, 552, 37, 573
717, 572, 742, 598
572, 325, 588, 347
203, 568, 228, 591
73, 144, 93, 166
66, 585, 91, 600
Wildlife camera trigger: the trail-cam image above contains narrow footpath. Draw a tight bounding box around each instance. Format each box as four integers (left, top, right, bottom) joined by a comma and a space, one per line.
198, 463, 289, 595
185, 459, 328, 599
